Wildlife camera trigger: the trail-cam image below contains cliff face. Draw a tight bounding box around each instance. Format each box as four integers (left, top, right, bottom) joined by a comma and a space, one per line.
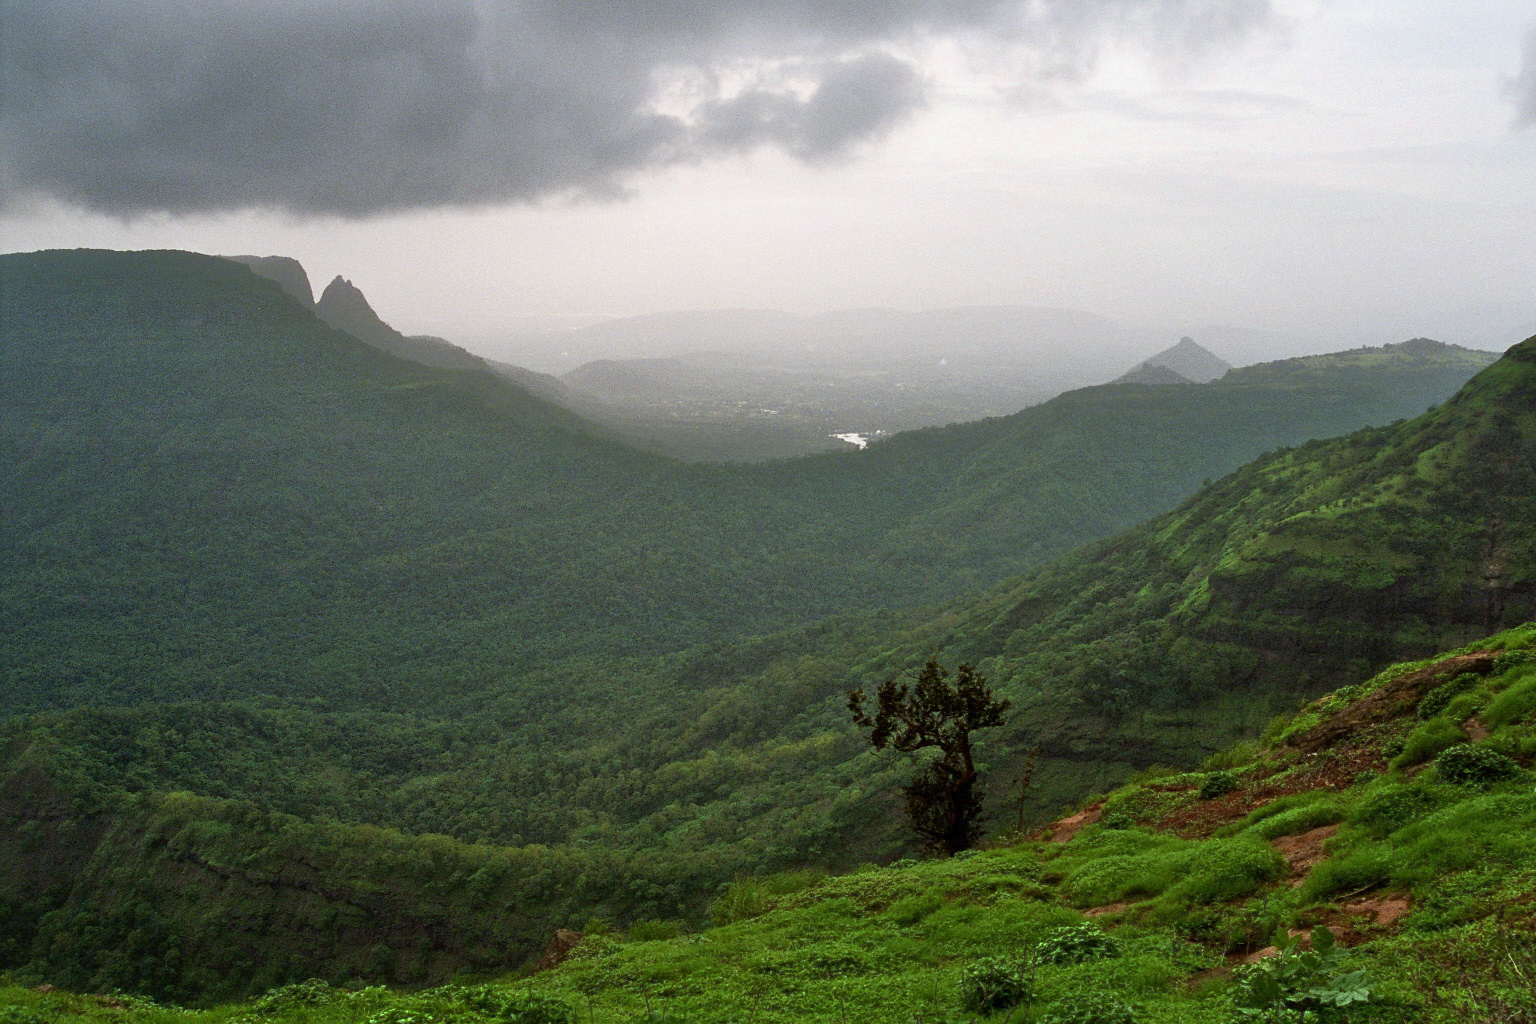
225, 255, 316, 308
315, 276, 488, 372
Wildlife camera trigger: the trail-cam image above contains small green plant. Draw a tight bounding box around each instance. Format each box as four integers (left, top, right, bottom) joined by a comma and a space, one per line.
1034, 990, 1137, 1024
1434, 744, 1524, 787
1231, 926, 1376, 1022
1035, 922, 1120, 965
955, 955, 1031, 1014
0, 1007, 51, 1024
1417, 673, 1479, 719
1200, 771, 1239, 800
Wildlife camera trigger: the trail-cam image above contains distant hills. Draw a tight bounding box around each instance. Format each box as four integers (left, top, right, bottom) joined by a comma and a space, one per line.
0, 248, 1500, 715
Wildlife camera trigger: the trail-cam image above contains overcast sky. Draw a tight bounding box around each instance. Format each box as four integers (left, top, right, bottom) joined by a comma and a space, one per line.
3, 0, 1533, 363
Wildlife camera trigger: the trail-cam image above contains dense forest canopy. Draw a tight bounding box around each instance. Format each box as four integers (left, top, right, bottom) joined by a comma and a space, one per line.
0, 249, 1498, 714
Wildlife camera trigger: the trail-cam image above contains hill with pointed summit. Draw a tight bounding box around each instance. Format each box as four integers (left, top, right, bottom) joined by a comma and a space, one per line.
1114, 336, 1231, 384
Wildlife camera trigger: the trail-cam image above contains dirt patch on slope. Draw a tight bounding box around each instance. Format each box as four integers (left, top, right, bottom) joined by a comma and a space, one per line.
1270, 824, 1339, 883
1284, 652, 1498, 754
1047, 803, 1103, 843
1339, 896, 1411, 927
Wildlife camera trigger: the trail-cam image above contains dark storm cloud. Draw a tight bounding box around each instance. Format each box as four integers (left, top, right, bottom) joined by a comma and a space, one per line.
1513, 25, 1536, 128
0, 0, 1274, 217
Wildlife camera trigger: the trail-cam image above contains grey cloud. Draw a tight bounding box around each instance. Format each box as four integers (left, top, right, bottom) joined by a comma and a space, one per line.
696, 54, 926, 160
1512, 26, 1536, 128
1, 0, 1273, 217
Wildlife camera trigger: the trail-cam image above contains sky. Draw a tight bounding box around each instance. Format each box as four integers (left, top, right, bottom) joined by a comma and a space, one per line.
3, 0, 1534, 365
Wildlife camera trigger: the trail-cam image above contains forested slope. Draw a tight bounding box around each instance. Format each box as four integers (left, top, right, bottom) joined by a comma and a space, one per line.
3, 249, 1530, 1005
2, 311, 1530, 994
0, 249, 1495, 713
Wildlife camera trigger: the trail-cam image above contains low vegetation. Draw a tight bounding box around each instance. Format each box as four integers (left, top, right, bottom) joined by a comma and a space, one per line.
4, 626, 1534, 1021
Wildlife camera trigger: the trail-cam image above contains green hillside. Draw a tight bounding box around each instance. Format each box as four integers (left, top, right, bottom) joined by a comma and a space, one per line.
12, 329, 1519, 873
0, 250, 1496, 714
1, 312, 1531, 1001
5, 626, 1533, 1019
3, 250, 1530, 1007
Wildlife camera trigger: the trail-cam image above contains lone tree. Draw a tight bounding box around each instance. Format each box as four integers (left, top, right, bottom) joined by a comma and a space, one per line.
848, 659, 1012, 856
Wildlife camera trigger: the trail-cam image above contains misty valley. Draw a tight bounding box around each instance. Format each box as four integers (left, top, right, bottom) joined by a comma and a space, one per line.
2, 249, 1535, 1024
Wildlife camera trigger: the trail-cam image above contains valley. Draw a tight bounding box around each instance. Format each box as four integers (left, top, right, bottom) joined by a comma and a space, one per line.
1, 248, 1533, 1021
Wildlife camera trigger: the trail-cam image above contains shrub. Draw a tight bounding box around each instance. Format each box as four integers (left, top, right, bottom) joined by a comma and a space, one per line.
460, 988, 578, 1024
1492, 649, 1535, 674
1232, 927, 1375, 1021
1298, 848, 1391, 902
1417, 673, 1479, 720
1349, 785, 1445, 836
1245, 801, 1347, 841
1203, 740, 1262, 771
1035, 991, 1138, 1024
1169, 838, 1286, 905
1484, 673, 1536, 729
252, 979, 342, 1012
1390, 718, 1467, 769
956, 955, 1031, 1014
885, 892, 944, 925
627, 919, 683, 942
1434, 745, 1524, 788
709, 878, 771, 925
1199, 771, 1239, 800
1035, 922, 1120, 965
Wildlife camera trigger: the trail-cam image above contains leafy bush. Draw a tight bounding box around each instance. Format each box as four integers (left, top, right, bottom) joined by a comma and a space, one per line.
460, 988, 578, 1024
1298, 847, 1392, 902
1202, 740, 1262, 771
1417, 673, 1479, 719
1199, 771, 1239, 800
1492, 649, 1535, 674
1349, 785, 1445, 837
1035, 922, 1120, 965
1169, 838, 1287, 905
1060, 836, 1282, 908
956, 955, 1031, 1014
885, 892, 944, 925
1434, 745, 1524, 788
1390, 718, 1468, 768
252, 979, 342, 1011
1034, 990, 1138, 1024
1232, 927, 1376, 1021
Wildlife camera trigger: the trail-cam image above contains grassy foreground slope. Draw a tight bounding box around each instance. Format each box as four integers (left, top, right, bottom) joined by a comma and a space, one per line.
5, 626, 1534, 1021
0, 249, 1497, 712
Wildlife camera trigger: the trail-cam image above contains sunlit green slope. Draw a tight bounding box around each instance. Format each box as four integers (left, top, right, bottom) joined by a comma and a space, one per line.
5, 626, 1533, 1019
